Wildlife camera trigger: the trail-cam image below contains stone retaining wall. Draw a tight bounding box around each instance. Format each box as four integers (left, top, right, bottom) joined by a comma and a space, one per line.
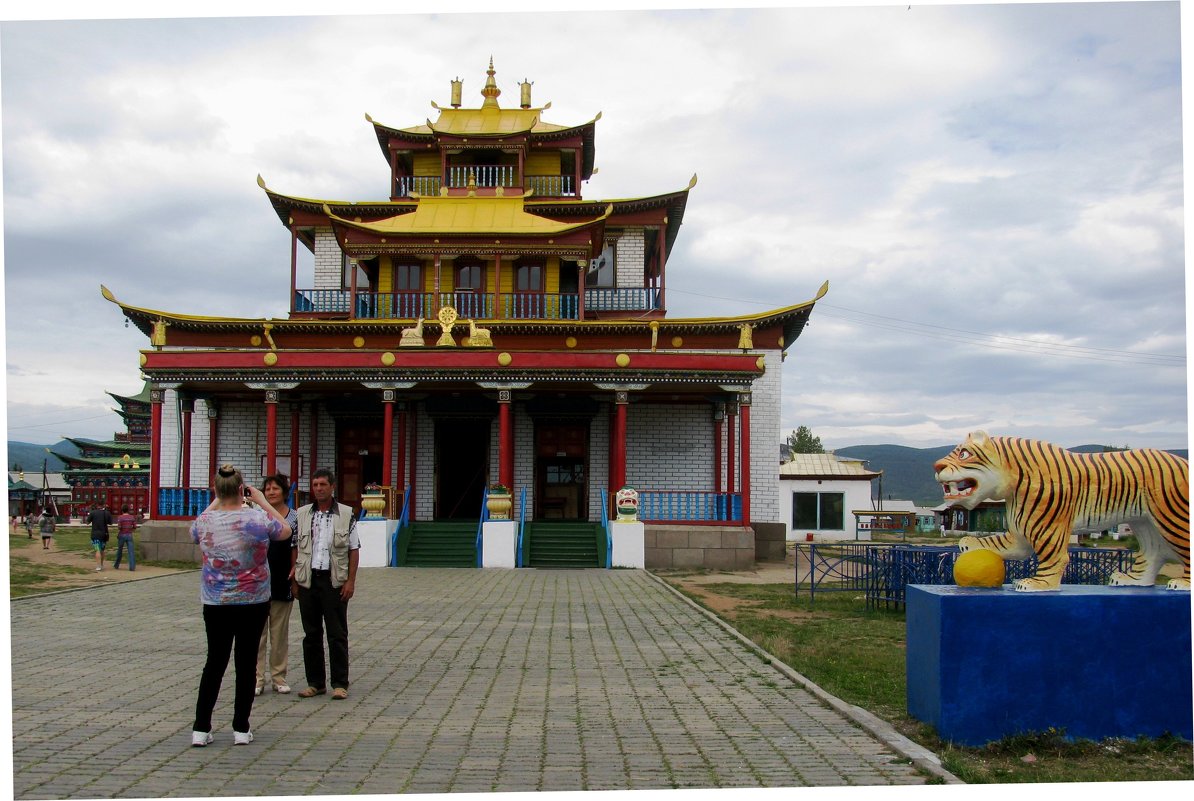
645, 525, 755, 570
752, 522, 786, 562
139, 521, 201, 564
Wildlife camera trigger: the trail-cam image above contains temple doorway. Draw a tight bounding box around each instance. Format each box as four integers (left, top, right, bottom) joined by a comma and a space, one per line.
435, 418, 489, 519
335, 422, 383, 510
535, 422, 589, 520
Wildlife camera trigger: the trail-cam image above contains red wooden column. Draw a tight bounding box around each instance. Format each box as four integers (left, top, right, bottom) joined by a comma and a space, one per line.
498, 390, 514, 489
409, 404, 418, 521
612, 390, 629, 495
207, 402, 219, 489
577, 262, 586, 319
308, 403, 319, 490
264, 390, 279, 476
396, 404, 408, 493
289, 405, 300, 484
382, 390, 395, 488
179, 395, 194, 490
726, 402, 737, 494
713, 403, 725, 494
739, 393, 752, 527
149, 388, 163, 520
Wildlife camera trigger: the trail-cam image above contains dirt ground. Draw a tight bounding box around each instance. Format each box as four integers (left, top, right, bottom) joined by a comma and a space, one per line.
8, 528, 187, 592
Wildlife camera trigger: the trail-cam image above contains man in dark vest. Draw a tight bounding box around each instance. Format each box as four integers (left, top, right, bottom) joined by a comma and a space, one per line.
291, 468, 359, 700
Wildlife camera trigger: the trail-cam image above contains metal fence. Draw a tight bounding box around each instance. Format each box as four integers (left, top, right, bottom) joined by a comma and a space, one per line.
792, 542, 1136, 609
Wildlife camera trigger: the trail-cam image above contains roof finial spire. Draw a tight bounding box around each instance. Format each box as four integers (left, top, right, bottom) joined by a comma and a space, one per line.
480, 56, 501, 109
450, 76, 462, 108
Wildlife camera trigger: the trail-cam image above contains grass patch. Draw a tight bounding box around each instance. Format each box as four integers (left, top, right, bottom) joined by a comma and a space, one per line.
8, 556, 92, 598
663, 578, 1193, 784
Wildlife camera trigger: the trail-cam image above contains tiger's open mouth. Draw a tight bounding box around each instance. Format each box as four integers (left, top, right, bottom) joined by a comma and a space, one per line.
942, 478, 977, 499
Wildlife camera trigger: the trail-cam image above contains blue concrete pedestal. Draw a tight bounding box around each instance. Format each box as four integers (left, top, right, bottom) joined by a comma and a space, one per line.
906, 585, 1192, 746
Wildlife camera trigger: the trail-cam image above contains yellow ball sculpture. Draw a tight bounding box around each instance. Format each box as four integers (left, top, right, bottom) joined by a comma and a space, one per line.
953, 549, 1006, 588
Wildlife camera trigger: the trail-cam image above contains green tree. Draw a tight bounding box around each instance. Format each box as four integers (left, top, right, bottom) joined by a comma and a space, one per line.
786, 426, 824, 454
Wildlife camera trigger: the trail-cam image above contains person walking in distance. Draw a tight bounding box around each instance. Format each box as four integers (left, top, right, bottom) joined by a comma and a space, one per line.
292, 468, 360, 700
190, 464, 292, 747
113, 505, 138, 571
38, 510, 56, 550
255, 474, 298, 696
86, 504, 113, 570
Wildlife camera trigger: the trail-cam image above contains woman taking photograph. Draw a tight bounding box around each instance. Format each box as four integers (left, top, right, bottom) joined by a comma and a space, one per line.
256, 473, 298, 695
190, 463, 292, 747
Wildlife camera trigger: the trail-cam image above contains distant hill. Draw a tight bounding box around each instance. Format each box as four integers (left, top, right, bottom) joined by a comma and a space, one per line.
833, 444, 953, 507
832, 443, 1190, 508
6, 440, 77, 473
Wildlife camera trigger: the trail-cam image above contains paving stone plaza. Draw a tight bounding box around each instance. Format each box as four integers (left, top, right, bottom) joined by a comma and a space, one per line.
9, 568, 946, 796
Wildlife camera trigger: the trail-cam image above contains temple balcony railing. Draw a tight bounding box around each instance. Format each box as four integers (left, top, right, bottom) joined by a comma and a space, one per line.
447, 164, 517, 188
294, 289, 582, 320
498, 292, 579, 320
584, 287, 662, 313
525, 174, 576, 197
395, 175, 443, 197
638, 491, 743, 524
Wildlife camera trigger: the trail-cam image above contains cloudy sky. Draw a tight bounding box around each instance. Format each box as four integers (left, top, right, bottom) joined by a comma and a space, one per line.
2, 1, 1187, 453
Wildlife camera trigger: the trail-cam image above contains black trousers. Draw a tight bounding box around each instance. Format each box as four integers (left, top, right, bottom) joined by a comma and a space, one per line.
194, 602, 269, 733
297, 570, 350, 690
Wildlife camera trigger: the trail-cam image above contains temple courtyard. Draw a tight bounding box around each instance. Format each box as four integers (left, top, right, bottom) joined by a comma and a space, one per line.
8, 566, 953, 796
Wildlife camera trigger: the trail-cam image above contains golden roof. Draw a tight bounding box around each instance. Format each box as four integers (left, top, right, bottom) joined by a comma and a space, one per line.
325, 195, 610, 236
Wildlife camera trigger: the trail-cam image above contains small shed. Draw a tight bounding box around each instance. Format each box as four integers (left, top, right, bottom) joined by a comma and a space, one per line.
779, 453, 881, 542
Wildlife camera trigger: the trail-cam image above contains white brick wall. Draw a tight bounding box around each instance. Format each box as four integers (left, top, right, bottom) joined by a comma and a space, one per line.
626, 403, 712, 492
749, 350, 782, 526
615, 227, 645, 288
157, 395, 328, 491
313, 227, 342, 290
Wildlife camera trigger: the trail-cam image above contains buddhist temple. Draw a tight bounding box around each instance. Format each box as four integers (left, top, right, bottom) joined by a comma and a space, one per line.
50, 383, 151, 517
103, 61, 827, 567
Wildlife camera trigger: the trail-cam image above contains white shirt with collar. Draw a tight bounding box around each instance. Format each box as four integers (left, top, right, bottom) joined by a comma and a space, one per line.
309, 502, 360, 571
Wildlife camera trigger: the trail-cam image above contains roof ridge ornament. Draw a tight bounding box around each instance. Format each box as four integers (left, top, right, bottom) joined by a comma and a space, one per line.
480, 56, 501, 109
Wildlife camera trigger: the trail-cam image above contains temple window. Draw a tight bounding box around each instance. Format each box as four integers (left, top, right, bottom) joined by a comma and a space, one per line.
394, 262, 422, 292
516, 262, 542, 293
456, 258, 484, 291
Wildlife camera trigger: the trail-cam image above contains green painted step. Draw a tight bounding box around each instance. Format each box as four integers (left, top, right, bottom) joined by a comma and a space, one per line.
404, 521, 478, 567
524, 521, 604, 568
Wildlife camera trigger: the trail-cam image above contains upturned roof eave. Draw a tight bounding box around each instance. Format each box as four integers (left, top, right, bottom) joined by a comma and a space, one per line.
101, 281, 827, 347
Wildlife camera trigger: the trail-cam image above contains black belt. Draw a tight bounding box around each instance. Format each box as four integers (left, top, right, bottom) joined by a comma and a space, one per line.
312, 568, 331, 576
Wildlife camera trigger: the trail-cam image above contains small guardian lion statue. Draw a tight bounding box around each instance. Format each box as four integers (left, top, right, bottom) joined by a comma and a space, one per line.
934, 431, 1190, 592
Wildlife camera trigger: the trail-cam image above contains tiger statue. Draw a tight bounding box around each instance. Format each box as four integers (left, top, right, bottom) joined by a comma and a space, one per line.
933, 431, 1190, 592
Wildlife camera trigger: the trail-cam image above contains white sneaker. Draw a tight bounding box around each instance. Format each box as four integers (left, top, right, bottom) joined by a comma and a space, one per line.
233, 730, 254, 745
254, 686, 263, 696
273, 683, 291, 694
191, 730, 213, 747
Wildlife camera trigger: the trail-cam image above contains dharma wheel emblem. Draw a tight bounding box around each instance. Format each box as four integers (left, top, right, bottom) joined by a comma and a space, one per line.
437, 306, 458, 347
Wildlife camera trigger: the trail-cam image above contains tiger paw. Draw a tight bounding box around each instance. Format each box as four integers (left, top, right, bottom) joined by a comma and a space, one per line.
1108, 570, 1151, 587
1012, 576, 1061, 592
1164, 577, 1190, 591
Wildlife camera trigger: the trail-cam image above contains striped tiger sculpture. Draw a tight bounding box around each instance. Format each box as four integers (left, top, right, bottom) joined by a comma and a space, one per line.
933, 431, 1190, 592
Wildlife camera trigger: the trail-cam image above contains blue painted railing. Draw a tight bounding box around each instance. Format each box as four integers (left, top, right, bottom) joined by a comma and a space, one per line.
790, 543, 1137, 609
516, 487, 528, 568
601, 486, 612, 569
585, 287, 661, 312
638, 491, 742, 522
156, 487, 212, 518
499, 292, 579, 320
475, 487, 490, 567
389, 486, 411, 567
